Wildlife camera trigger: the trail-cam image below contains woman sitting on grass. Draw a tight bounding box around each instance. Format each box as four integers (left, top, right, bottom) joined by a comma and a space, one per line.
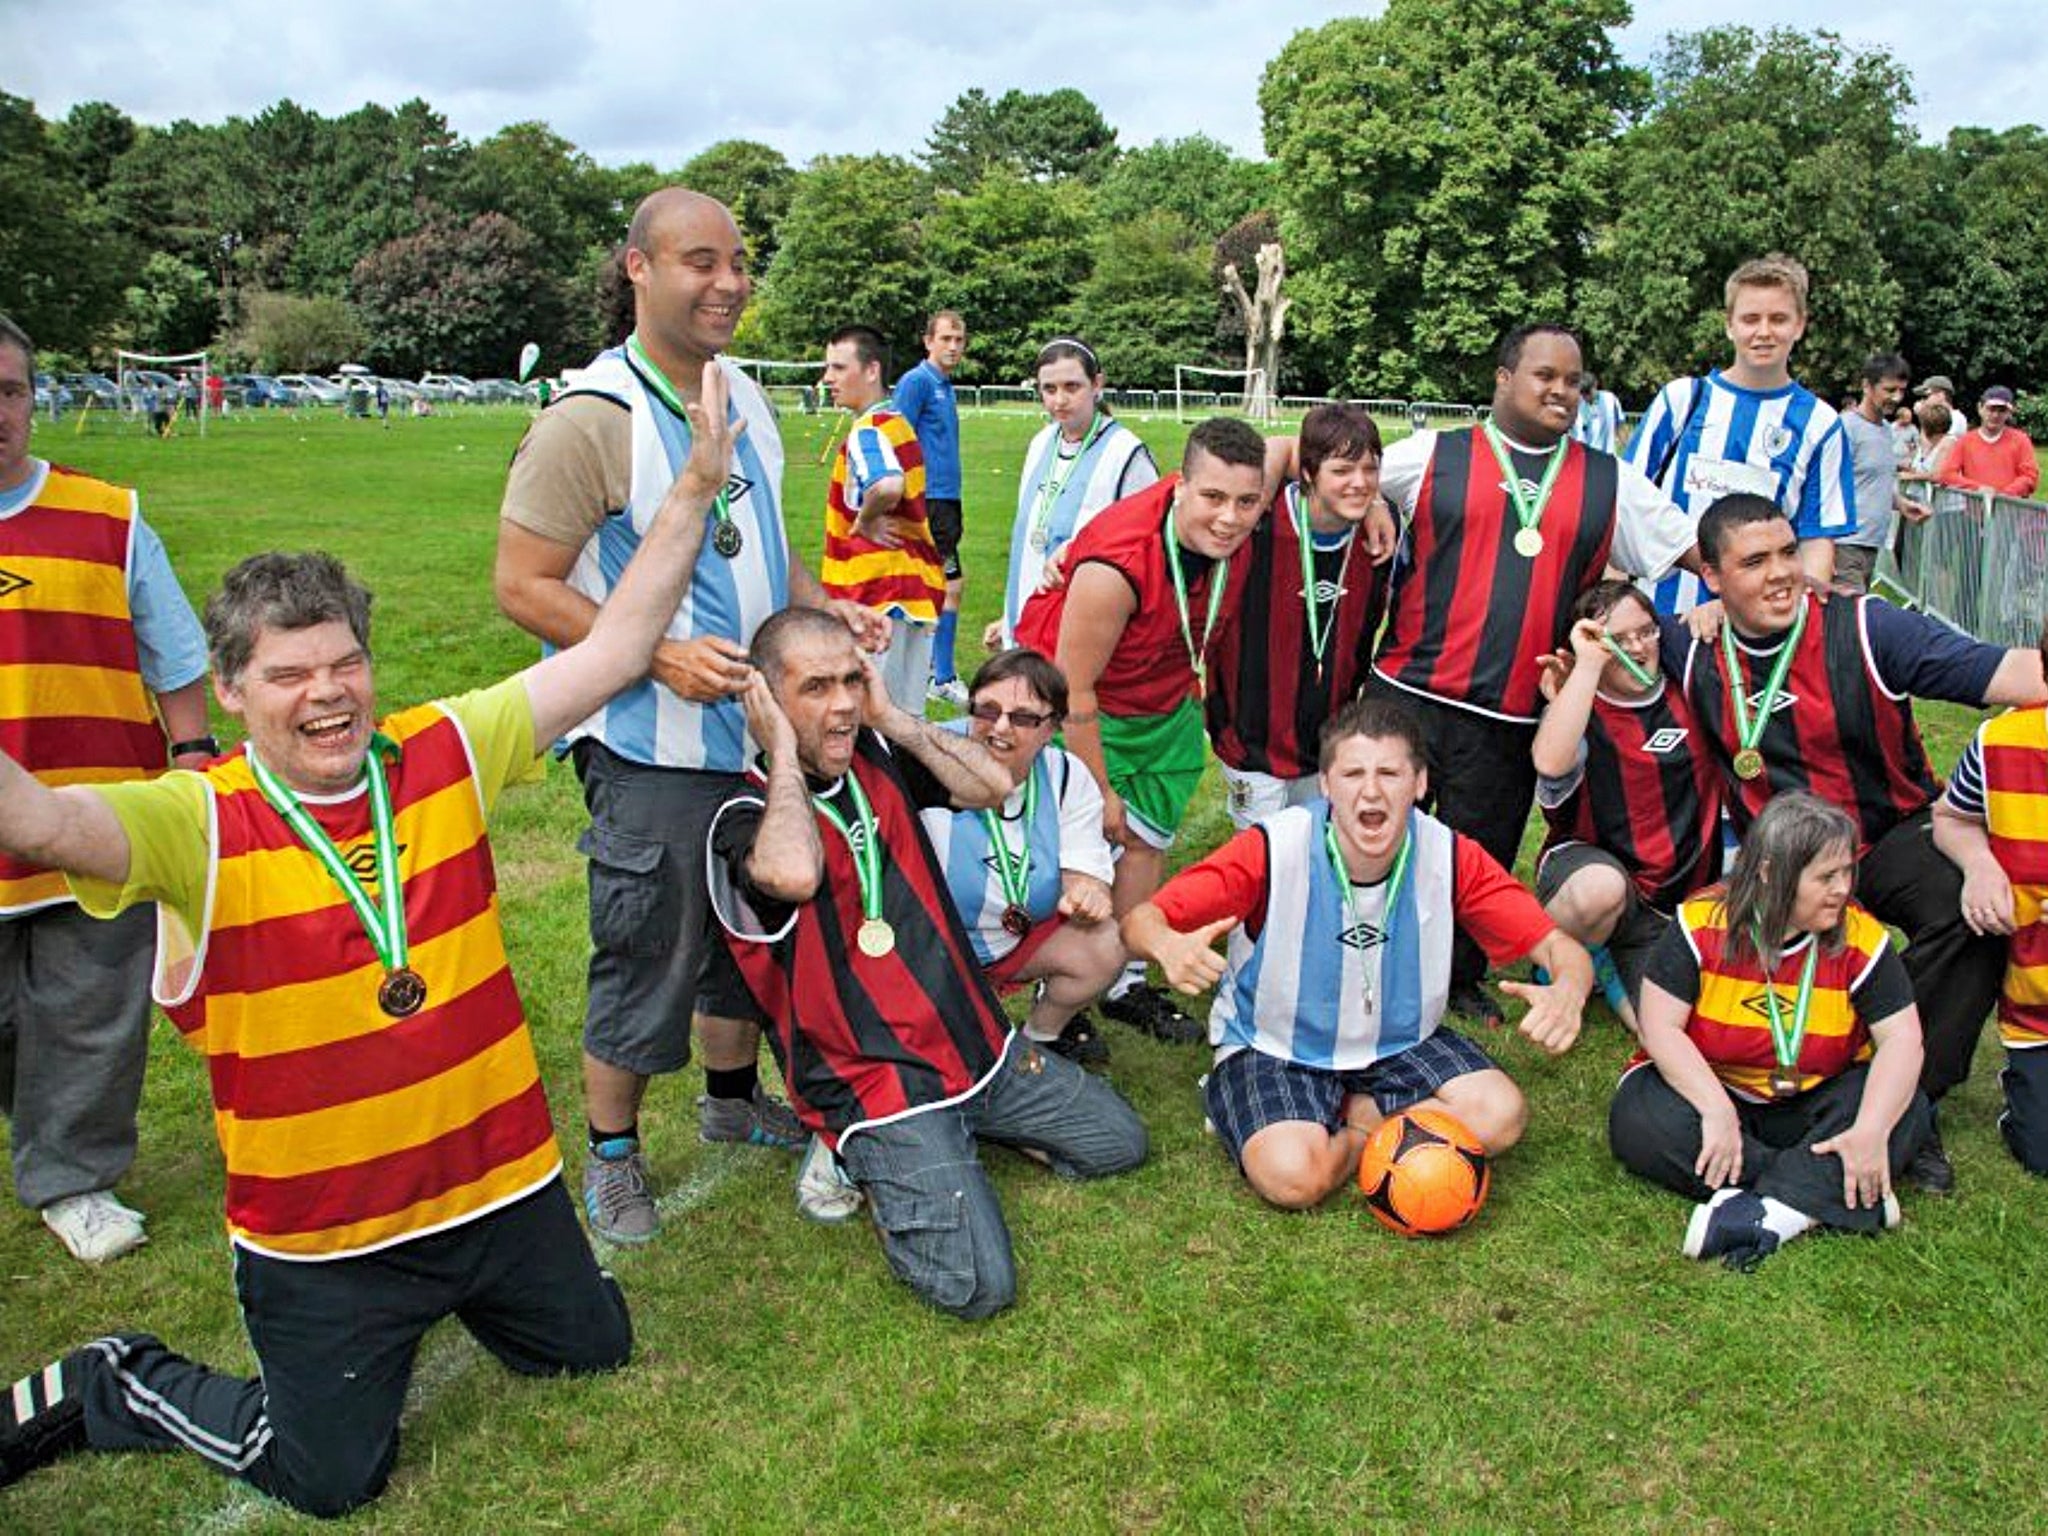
1608, 792, 1933, 1270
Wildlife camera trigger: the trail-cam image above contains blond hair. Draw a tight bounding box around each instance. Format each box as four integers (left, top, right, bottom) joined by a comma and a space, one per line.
1724, 253, 1810, 318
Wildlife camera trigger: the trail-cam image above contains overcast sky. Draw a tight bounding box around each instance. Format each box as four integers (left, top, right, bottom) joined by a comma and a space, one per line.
7, 1, 2039, 169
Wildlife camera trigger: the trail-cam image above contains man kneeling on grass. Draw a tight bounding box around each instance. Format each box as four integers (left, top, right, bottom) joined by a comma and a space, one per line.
1122, 696, 1592, 1209
0, 359, 744, 1512
708, 607, 1147, 1319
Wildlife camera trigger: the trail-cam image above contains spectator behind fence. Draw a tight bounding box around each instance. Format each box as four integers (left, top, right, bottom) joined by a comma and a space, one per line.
1835, 354, 1929, 595
1900, 399, 1955, 488
1915, 374, 1969, 439
1938, 387, 2039, 499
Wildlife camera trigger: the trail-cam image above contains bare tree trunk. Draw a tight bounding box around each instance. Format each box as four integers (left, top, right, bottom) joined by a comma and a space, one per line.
1221, 242, 1288, 420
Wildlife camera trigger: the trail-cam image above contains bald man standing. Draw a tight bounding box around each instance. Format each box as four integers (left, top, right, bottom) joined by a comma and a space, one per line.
496, 188, 887, 1245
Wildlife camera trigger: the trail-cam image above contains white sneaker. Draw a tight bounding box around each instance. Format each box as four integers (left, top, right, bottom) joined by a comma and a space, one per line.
794, 1135, 863, 1224
42, 1191, 148, 1264
926, 676, 970, 709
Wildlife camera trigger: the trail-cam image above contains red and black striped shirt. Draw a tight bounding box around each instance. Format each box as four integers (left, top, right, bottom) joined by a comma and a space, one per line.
1374, 429, 1618, 721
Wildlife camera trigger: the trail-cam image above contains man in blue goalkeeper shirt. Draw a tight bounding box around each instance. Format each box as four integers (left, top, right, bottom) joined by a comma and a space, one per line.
895, 310, 970, 706
1627, 253, 1857, 613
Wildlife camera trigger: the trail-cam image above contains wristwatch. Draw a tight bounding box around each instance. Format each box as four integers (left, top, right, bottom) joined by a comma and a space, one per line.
169, 735, 220, 759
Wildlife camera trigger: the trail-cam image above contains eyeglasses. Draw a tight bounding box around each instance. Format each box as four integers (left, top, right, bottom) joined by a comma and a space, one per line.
969, 701, 1058, 730
1606, 624, 1659, 649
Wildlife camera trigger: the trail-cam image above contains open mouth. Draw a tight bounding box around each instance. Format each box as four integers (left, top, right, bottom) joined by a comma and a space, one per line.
298, 712, 354, 744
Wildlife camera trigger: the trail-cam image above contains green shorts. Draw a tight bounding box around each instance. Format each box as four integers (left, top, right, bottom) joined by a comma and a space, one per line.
1100, 697, 1207, 849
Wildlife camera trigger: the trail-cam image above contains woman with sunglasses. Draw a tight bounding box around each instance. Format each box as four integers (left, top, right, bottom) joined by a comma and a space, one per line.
1609, 792, 1932, 1270
988, 338, 1157, 650
920, 649, 1123, 1064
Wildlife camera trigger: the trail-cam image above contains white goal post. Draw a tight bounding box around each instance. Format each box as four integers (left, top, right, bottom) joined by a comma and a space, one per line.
727, 356, 824, 413
116, 349, 211, 435
1173, 364, 1271, 423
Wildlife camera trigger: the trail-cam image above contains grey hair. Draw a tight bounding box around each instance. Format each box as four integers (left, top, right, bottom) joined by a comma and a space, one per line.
204, 552, 373, 684
1719, 791, 1858, 967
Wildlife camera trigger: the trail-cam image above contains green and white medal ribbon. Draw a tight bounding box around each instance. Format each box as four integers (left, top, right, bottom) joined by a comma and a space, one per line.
1752, 926, 1818, 1097
1481, 418, 1568, 559
1026, 411, 1104, 554
813, 770, 893, 957
248, 737, 425, 1017
1290, 482, 1356, 684
1719, 600, 1807, 781
1164, 505, 1228, 698
626, 334, 737, 555
1326, 816, 1412, 1013
982, 767, 1039, 938
1600, 632, 1658, 689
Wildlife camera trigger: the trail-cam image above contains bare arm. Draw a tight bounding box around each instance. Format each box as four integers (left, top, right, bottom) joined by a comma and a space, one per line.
1530, 620, 1607, 778
863, 658, 1008, 808
788, 557, 892, 653
154, 678, 215, 769
1053, 562, 1138, 843
1121, 901, 1233, 996
1985, 647, 2048, 708
1497, 928, 1590, 1055
519, 362, 729, 745
1931, 796, 2015, 935
1797, 537, 1835, 588
0, 752, 133, 888
737, 673, 823, 903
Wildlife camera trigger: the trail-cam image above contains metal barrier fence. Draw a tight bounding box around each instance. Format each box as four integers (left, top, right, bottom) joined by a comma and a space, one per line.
1882, 486, 2048, 647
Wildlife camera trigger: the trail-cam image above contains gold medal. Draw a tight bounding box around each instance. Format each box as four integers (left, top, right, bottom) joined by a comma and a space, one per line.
857, 918, 896, 958
712, 519, 744, 558
1734, 747, 1765, 781
1512, 526, 1545, 559
378, 966, 427, 1018
1769, 1064, 1801, 1099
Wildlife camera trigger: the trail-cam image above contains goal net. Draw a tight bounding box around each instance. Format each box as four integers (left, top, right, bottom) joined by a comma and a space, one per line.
1173, 364, 1270, 423
727, 356, 823, 415
117, 349, 211, 436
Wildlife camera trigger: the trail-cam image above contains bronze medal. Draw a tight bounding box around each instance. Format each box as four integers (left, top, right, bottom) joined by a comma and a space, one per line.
1512, 526, 1545, 559
1769, 1064, 1801, 1099
1734, 747, 1765, 781
1001, 904, 1033, 938
378, 966, 427, 1018
712, 519, 744, 558
856, 918, 896, 958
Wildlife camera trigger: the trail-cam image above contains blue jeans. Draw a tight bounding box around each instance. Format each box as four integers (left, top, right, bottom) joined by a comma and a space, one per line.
837, 1034, 1147, 1320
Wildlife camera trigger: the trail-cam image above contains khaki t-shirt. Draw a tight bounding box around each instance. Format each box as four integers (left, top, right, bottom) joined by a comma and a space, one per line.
499, 394, 633, 548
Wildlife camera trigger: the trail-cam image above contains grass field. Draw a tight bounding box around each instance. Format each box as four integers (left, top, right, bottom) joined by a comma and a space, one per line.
3, 402, 2046, 1534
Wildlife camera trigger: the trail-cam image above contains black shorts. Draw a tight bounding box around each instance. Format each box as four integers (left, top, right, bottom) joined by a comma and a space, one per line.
1533, 842, 1672, 1001
926, 497, 964, 581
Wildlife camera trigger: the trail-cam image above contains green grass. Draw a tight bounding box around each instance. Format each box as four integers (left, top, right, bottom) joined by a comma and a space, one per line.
3, 403, 2044, 1534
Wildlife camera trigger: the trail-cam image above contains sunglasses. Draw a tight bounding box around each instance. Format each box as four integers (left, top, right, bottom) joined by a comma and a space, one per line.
969, 701, 1058, 730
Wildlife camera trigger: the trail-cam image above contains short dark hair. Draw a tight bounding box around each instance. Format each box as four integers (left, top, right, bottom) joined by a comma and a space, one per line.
1319, 694, 1428, 772
1571, 577, 1654, 628
1861, 353, 1909, 387
0, 313, 32, 373
1035, 337, 1100, 376
828, 324, 890, 377
1183, 416, 1268, 475
1299, 404, 1382, 481
1497, 323, 1578, 373
968, 648, 1068, 720
205, 552, 373, 684
748, 605, 856, 682
1697, 492, 1791, 566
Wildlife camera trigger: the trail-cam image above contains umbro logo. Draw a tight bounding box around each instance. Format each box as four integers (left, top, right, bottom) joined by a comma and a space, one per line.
1641, 727, 1689, 755
1499, 476, 1545, 502
1745, 687, 1798, 716
843, 820, 869, 854
1312, 579, 1346, 605
1339, 920, 1389, 952
1739, 986, 1796, 1021
724, 472, 754, 505
341, 839, 408, 890
0, 567, 31, 600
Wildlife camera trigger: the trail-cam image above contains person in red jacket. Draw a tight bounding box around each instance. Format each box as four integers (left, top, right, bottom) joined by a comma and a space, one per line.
1938, 386, 2038, 498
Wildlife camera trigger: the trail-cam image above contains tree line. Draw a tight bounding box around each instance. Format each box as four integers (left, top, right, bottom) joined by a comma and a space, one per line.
4, 3, 2044, 412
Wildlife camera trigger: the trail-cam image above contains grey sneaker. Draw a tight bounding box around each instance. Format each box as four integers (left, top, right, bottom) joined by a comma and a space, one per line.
582, 1139, 657, 1245
795, 1135, 863, 1224
41, 1191, 147, 1265
927, 676, 970, 709
698, 1087, 805, 1150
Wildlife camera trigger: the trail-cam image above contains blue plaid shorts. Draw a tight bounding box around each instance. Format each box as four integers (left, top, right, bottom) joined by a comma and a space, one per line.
1204, 1029, 1497, 1170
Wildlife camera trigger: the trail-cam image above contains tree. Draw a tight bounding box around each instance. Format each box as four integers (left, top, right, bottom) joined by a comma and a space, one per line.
925, 87, 1117, 191
229, 291, 365, 372
752, 155, 929, 364
1093, 135, 1273, 240
51, 101, 136, 194
458, 122, 615, 265
1067, 210, 1216, 389
1575, 27, 1917, 398
348, 211, 571, 377
916, 173, 1092, 382
1221, 242, 1288, 417
0, 93, 132, 352
1261, 1, 1645, 399
119, 252, 217, 354
678, 140, 796, 266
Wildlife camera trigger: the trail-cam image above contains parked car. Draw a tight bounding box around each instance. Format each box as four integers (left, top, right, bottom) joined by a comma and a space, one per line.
223, 373, 292, 409
118, 368, 177, 407
275, 373, 347, 406
469, 377, 528, 403
378, 377, 423, 404
60, 372, 121, 409
418, 373, 476, 402
33, 374, 73, 414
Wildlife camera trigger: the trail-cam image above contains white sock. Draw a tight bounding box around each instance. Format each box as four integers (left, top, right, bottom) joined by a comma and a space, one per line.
1108, 963, 1146, 1000
1758, 1196, 1817, 1244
